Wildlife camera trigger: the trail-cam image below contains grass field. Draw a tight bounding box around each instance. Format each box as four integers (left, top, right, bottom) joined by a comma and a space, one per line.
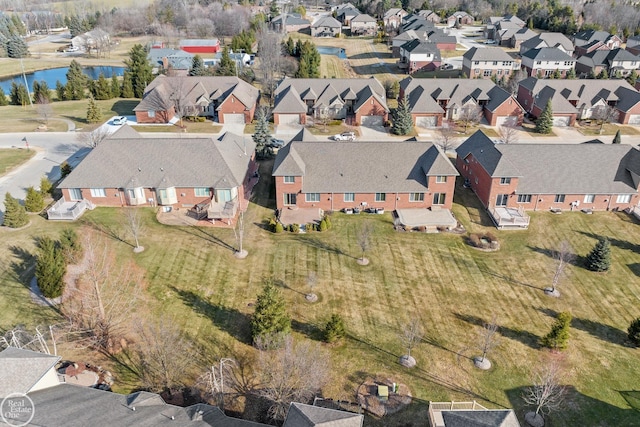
577, 123, 640, 136
2, 162, 640, 425
0, 148, 35, 177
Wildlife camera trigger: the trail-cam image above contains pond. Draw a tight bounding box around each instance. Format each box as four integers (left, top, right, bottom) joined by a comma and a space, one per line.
0, 66, 126, 93
316, 46, 347, 59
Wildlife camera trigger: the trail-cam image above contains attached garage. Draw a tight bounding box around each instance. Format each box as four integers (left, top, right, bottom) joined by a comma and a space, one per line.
416, 116, 437, 127
552, 116, 571, 127
627, 114, 640, 125
277, 114, 301, 125
361, 115, 384, 127
495, 116, 518, 127
222, 113, 246, 124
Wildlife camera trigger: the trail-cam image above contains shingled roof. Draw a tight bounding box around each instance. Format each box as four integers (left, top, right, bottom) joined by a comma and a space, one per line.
283, 402, 363, 427
441, 410, 521, 427
312, 16, 341, 28
463, 46, 514, 62
0, 347, 61, 398
521, 47, 574, 62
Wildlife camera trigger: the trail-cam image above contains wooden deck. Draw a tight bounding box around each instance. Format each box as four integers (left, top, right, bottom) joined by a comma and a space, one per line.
489, 206, 530, 229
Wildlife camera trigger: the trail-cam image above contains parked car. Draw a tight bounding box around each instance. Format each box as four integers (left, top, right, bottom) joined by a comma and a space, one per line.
333, 132, 356, 141
440, 64, 454, 70
268, 137, 285, 148
65, 46, 79, 52
112, 116, 127, 125
484, 40, 497, 45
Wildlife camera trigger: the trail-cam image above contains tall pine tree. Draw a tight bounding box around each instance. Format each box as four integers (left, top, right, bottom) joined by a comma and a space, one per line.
251, 278, 291, 345
217, 47, 237, 76
612, 129, 622, 144
24, 186, 44, 212
0, 87, 7, 106
55, 80, 66, 101
65, 60, 87, 100
535, 99, 553, 134
121, 71, 134, 98
252, 107, 271, 156
189, 55, 206, 76
2, 192, 28, 228
35, 236, 66, 299
9, 82, 29, 106
391, 94, 413, 135
125, 44, 153, 98
93, 73, 112, 100
586, 237, 611, 272
86, 96, 101, 123
110, 74, 120, 98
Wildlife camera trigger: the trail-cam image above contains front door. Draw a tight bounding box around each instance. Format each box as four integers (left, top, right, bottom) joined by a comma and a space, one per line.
283, 193, 297, 206
496, 194, 509, 206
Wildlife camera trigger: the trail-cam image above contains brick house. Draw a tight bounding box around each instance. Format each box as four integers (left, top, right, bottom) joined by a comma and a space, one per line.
334, 3, 360, 25
402, 16, 436, 32
148, 48, 194, 73
133, 75, 259, 124
272, 77, 388, 127
179, 39, 220, 54
502, 27, 537, 49
272, 141, 458, 212
462, 47, 519, 79
57, 127, 256, 223
311, 16, 342, 37
456, 130, 640, 228
397, 40, 442, 73
520, 47, 575, 78
575, 48, 640, 78
383, 8, 407, 29
573, 30, 622, 56
519, 32, 574, 57
400, 78, 523, 127
350, 14, 377, 36
484, 15, 525, 41
625, 35, 640, 55
446, 11, 474, 27
392, 29, 455, 57
415, 9, 441, 23
270, 13, 311, 33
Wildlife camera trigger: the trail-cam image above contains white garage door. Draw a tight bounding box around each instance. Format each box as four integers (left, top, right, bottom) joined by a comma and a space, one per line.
361, 115, 384, 127
552, 116, 570, 127
496, 116, 518, 127
416, 116, 437, 127
278, 114, 301, 125
628, 114, 640, 125
223, 113, 246, 124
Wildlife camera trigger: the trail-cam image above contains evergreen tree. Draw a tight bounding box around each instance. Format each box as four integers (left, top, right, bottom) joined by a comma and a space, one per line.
0, 87, 8, 106
65, 60, 87, 100
32, 80, 51, 103
270, 0, 280, 16
627, 69, 638, 86
2, 192, 28, 228
189, 55, 206, 76
587, 69, 597, 79
24, 186, 44, 212
217, 47, 237, 76
93, 73, 112, 100
535, 99, 553, 134
296, 57, 310, 78
286, 37, 295, 56
35, 236, 66, 299
59, 228, 82, 264
628, 317, 640, 347
391, 94, 413, 135
125, 44, 153, 98
110, 74, 120, 98
614, 70, 623, 79
540, 311, 572, 351
6, 36, 28, 58
586, 237, 611, 272
86, 95, 101, 123
324, 314, 346, 343
55, 80, 66, 101
294, 39, 303, 57
60, 161, 73, 179
121, 71, 135, 98
9, 82, 29, 106
252, 107, 271, 156
40, 176, 52, 196
251, 278, 291, 344
566, 67, 576, 79
612, 129, 622, 144
597, 69, 609, 79
552, 69, 561, 79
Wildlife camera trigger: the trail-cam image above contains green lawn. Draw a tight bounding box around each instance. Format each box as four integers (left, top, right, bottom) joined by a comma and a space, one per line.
0, 148, 35, 177
2, 164, 640, 426
578, 123, 640, 136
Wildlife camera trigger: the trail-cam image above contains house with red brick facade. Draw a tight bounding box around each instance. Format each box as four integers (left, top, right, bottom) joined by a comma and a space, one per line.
456, 130, 640, 228
55, 127, 256, 223
397, 40, 442, 73
273, 140, 459, 227
383, 8, 408, 29
134, 76, 259, 124
400, 78, 523, 127
272, 78, 389, 127
462, 47, 519, 79
520, 47, 575, 78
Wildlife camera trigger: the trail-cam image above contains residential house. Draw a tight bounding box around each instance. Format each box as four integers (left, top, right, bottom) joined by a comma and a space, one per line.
311, 16, 342, 37
350, 14, 377, 36
456, 130, 640, 228
519, 32, 574, 57
416, 9, 441, 23
0, 347, 61, 398
270, 13, 311, 33
392, 30, 428, 57
148, 48, 194, 73
574, 40, 611, 57
383, 8, 407, 29
575, 48, 640, 77
625, 35, 640, 55
484, 15, 525, 41
400, 77, 524, 127
447, 11, 474, 27
179, 38, 220, 54
272, 140, 459, 214
272, 77, 389, 126
392, 29, 455, 57
335, 3, 360, 25
71, 28, 110, 53
57, 127, 256, 223
205, 49, 252, 69
398, 40, 442, 73
517, 77, 640, 125
462, 47, 519, 79
284, 403, 363, 426
134, 75, 259, 124
401, 16, 436, 33
573, 30, 622, 55
428, 401, 521, 427
520, 47, 575, 78
501, 27, 537, 49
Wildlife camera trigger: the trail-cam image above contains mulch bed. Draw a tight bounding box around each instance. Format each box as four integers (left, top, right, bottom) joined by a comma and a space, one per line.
356, 377, 412, 417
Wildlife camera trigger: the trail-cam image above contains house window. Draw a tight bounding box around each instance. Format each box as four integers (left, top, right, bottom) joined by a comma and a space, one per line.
284, 176, 295, 183
68, 188, 82, 201
305, 193, 320, 202
375, 193, 386, 202
584, 194, 595, 203
496, 194, 508, 206
475, 69, 480, 74
436, 176, 447, 183
409, 193, 424, 202
90, 188, 106, 197
194, 187, 210, 197
474, 61, 479, 65
500, 177, 511, 185
483, 70, 491, 76
344, 193, 355, 202
493, 61, 498, 66
616, 194, 632, 203
517, 194, 532, 203
497, 69, 502, 75
283, 193, 297, 205
148, 110, 155, 118
554, 194, 565, 203
433, 193, 446, 205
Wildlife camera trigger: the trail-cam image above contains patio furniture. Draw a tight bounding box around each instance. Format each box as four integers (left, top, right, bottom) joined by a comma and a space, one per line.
550, 207, 562, 214
377, 385, 389, 401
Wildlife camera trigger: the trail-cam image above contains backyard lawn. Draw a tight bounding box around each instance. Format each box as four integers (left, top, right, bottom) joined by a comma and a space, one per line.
0, 148, 35, 177
1, 161, 640, 426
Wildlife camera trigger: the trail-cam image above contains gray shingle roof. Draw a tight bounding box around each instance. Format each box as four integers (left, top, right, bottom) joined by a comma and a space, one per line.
463, 47, 514, 62
384, 8, 405, 19
351, 13, 376, 23
273, 141, 457, 193
312, 16, 341, 28
456, 130, 640, 194
0, 347, 61, 398
573, 30, 612, 46
401, 39, 441, 56
522, 47, 573, 62
283, 402, 363, 426
441, 410, 521, 427
272, 13, 310, 26
59, 128, 255, 190
148, 48, 195, 70
521, 32, 573, 52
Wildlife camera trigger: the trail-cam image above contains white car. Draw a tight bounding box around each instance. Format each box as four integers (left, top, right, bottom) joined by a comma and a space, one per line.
333, 132, 356, 141
112, 116, 127, 126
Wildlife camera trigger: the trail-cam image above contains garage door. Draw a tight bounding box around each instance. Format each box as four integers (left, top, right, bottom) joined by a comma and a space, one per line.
416, 116, 437, 127
496, 116, 518, 127
223, 113, 246, 124
628, 115, 640, 125
278, 114, 301, 125
361, 115, 384, 127
552, 116, 570, 127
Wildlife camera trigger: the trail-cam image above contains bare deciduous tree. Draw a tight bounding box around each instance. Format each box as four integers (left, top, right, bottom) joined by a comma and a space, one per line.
593, 104, 619, 134
256, 337, 330, 421
458, 103, 483, 133
523, 359, 566, 427
547, 240, 575, 297
35, 97, 53, 125
399, 318, 423, 367
1, 325, 57, 355
76, 125, 112, 148
198, 358, 236, 409
499, 124, 519, 144
123, 208, 145, 252
233, 210, 247, 258
434, 121, 457, 152
474, 315, 500, 369
356, 221, 373, 264
256, 29, 285, 105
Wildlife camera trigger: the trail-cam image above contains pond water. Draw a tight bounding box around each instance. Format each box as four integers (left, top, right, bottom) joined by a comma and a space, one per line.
0, 66, 125, 93
316, 46, 347, 59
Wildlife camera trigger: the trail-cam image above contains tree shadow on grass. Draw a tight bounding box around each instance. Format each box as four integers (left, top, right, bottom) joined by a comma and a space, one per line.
628, 263, 640, 277
9, 245, 35, 287
80, 217, 133, 247
454, 312, 540, 350
478, 266, 545, 291
170, 286, 252, 345
526, 245, 588, 269
578, 231, 640, 254
291, 319, 324, 342
175, 224, 235, 252
294, 236, 353, 259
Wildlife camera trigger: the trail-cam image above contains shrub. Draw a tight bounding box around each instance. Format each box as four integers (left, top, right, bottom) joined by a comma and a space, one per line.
291, 223, 300, 233
3, 192, 28, 228
40, 176, 52, 196
306, 222, 315, 232
24, 186, 44, 212
59, 228, 82, 264
60, 162, 73, 179
274, 222, 284, 233
324, 314, 346, 343
540, 311, 572, 351
485, 232, 497, 242
323, 214, 331, 228
586, 237, 611, 272
319, 218, 327, 232
468, 233, 481, 248
628, 317, 640, 346
35, 236, 66, 299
